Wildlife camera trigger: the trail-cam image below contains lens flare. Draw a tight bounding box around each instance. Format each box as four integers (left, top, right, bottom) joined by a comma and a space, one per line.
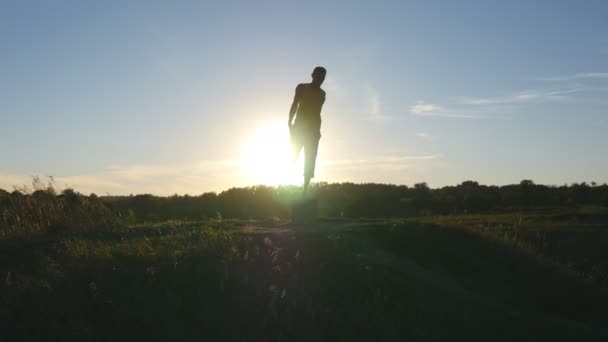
239, 122, 304, 185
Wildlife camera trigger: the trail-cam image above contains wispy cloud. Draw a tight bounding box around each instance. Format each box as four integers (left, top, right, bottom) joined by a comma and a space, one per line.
0, 159, 244, 196
410, 70, 608, 122
460, 88, 582, 105
380, 154, 442, 161
411, 87, 582, 120
0, 172, 128, 195
411, 102, 441, 114
365, 85, 392, 121
410, 101, 482, 119
1, 154, 443, 194
411, 72, 606, 121
535, 72, 608, 82
416, 132, 436, 141
318, 153, 444, 185
322, 154, 441, 171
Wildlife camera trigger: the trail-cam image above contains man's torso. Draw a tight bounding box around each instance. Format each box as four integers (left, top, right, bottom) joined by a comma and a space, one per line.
295, 83, 325, 132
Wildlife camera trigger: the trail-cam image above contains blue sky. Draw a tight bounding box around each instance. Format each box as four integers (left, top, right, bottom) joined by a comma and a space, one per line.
1, 0, 607, 194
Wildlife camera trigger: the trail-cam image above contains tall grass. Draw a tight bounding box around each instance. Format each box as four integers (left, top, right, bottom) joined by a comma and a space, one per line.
0, 177, 124, 237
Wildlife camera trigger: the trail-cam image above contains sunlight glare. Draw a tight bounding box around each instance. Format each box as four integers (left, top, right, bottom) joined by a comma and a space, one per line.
240, 122, 304, 186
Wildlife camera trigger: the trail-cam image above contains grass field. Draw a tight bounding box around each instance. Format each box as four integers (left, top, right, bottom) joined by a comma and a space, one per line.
1, 211, 608, 341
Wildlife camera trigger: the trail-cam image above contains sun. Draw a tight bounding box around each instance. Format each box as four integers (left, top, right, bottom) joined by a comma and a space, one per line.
239, 122, 304, 186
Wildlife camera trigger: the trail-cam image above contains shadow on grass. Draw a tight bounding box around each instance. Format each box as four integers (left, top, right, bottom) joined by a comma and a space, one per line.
1, 220, 607, 341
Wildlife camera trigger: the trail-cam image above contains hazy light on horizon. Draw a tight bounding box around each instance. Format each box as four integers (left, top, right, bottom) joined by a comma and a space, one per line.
1, 1, 607, 194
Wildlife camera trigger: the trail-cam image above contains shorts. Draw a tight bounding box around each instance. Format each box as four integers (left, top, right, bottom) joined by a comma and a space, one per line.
290, 125, 321, 179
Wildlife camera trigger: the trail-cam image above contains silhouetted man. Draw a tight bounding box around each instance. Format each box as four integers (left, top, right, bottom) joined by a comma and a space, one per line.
288, 66, 326, 193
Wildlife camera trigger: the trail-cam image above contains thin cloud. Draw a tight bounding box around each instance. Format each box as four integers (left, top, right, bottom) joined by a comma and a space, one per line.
535, 72, 608, 82
1, 160, 244, 196
410, 101, 482, 119
460, 88, 582, 105
1, 153, 443, 194
381, 154, 442, 161
407, 72, 606, 121
416, 132, 436, 141
322, 154, 441, 171
322, 154, 442, 165
411, 102, 442, 114
364, 84, 393, 121
0, 172, 129, 195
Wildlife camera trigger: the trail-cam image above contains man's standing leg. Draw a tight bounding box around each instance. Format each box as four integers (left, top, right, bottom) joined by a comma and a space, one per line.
290, 124, 304, 164
303, 132, 320, 193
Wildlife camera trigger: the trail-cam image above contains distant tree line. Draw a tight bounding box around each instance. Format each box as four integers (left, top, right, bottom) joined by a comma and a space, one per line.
2, 180, 608, 228
99, 180, 608, 221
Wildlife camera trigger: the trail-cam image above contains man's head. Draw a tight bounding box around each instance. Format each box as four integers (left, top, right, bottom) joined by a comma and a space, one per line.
311, 66, 326, 87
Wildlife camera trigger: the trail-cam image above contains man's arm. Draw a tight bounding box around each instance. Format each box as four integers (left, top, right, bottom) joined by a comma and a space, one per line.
288, 85, 301, 128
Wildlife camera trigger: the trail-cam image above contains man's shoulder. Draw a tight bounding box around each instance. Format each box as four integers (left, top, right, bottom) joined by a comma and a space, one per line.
297, 83, 325, 92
